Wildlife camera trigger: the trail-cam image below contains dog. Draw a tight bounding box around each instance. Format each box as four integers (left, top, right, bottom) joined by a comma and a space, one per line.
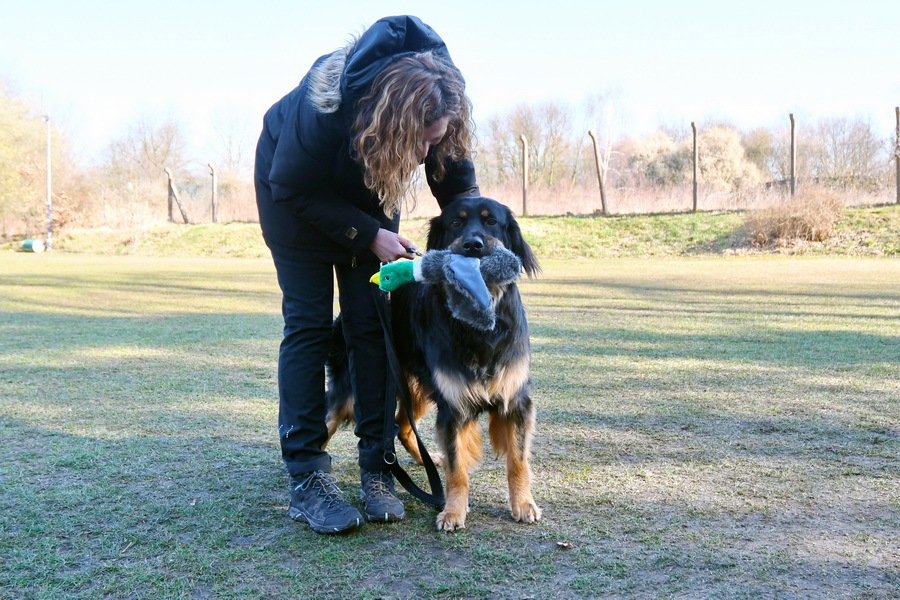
324, 196, 541, 531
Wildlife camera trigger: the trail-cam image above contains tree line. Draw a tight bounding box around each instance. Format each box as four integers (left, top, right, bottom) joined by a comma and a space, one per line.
0, 81, 256, 237
477, 91, 894, 199
1, 81, 896, 238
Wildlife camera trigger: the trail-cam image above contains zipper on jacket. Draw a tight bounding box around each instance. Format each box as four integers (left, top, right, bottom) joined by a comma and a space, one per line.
351, 254, 357, 268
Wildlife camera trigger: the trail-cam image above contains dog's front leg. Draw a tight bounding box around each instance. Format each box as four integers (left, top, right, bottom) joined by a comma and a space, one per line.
435, 418, 482, 532
488, 402, 542, 524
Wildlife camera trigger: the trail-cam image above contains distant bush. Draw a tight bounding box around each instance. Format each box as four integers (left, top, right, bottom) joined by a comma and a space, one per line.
745, 187, 844, 246
627, 126, 761, 192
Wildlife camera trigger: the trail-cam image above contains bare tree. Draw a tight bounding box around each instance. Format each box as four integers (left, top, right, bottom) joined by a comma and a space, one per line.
805, 116, 888, 188
209, 109, 253, 177
106, 114, 188, 179
97, 114, 189, 224
583, 86, 624, 189
481, 102, 577, 188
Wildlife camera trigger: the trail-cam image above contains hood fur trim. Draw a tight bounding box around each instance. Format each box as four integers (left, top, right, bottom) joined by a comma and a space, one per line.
307, 37, 357, 114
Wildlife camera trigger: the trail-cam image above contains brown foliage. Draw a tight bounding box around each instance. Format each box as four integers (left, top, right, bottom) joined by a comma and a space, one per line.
744, 187, 844, 246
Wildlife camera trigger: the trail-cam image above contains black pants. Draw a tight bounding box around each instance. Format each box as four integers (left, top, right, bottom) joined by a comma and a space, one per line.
270, 252, 392, 477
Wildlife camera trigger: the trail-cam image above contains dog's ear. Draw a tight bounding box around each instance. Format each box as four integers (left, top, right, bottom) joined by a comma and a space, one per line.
505, 208, 540, 277
426, 214, 446, 251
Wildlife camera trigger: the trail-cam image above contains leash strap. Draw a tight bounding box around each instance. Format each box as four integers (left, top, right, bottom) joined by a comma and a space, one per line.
373, 286, 445, 508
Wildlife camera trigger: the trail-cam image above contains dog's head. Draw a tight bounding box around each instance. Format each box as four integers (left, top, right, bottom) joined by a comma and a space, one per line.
426, 196, 540, 277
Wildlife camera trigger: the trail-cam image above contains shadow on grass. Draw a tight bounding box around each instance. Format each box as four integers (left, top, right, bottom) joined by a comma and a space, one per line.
2, 257, 899, 599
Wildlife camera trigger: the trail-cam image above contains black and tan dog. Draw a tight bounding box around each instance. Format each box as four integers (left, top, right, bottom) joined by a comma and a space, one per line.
324, 196, 541, 531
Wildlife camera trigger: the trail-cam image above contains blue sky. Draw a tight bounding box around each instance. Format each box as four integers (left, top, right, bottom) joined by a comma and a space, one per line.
2, 0, 898, 166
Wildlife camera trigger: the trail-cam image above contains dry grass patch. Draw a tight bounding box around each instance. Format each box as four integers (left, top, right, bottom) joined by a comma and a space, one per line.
745, 187, 844, 247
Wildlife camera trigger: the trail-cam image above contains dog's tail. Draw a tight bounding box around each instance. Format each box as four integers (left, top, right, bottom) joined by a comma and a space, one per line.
324, 316, 355, 443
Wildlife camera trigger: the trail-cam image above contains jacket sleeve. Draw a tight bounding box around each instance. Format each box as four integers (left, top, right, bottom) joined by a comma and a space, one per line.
425, 156, 481, 209
267, 91, 381, 254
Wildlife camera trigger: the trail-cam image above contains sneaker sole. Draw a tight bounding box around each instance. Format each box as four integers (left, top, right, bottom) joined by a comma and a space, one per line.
359, 492, 405, 523
288, 506, 362, 534
363, 509, 405, 523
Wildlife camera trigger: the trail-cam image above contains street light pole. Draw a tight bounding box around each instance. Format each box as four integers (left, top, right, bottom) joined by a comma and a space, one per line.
44, 114, 52, 250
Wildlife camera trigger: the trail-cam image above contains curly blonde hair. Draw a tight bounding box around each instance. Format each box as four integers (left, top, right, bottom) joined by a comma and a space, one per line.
352, 51, 474, 216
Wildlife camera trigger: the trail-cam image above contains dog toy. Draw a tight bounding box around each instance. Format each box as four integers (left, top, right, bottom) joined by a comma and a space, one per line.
370, 246, 522, 330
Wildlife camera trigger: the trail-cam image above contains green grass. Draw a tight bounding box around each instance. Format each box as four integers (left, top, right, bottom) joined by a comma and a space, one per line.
1, 252, 898, 599
17, 203, 899, 259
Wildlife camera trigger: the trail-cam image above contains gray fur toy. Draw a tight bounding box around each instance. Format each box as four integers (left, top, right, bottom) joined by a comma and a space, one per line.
371, 246, 523, 330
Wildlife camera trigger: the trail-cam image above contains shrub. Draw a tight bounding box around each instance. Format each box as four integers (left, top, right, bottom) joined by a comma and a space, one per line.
745, 187, 844, 246
627, 126, 762, 192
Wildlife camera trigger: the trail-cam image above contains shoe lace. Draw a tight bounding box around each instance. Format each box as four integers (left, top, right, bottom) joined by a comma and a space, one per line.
365, 471, 394, 498
296, 471, 346, 509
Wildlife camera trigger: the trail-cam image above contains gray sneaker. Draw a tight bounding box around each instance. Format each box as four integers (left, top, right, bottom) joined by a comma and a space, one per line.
289, 471, 363, 534
359, 469, 405, 523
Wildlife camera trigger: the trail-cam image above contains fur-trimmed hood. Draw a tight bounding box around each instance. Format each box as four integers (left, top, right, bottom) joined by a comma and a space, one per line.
255, 15, 478, 265
306, 15, 448, 116
306, 40, 355, 114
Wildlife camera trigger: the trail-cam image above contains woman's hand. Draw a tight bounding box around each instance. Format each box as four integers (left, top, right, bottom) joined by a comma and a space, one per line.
369, 228, 417, 263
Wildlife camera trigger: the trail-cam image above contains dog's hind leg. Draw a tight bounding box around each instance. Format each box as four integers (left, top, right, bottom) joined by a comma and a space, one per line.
488, 400, 542, 524
435, 418, 482, 532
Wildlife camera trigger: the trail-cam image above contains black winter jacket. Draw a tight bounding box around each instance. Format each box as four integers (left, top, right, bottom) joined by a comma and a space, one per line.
254, 15, 480, 263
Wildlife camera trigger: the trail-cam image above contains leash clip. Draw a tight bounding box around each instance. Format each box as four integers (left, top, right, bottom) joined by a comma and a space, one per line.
383, 451, 397, 465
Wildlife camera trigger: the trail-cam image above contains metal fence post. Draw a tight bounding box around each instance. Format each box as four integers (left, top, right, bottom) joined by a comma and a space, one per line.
44, 114, 52, 249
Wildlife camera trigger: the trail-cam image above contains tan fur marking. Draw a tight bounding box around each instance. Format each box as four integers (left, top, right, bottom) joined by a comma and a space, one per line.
397, 378, 444, 467
486, 355, 531, 409
481, 209, 490, 217
434, 368, 478, 411
322, 398, 354, 450
458, 210, 468, 218
436, 420, 482, 531
488, 411, 541, 524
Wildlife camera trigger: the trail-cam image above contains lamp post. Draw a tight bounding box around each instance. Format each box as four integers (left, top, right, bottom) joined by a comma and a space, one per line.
44, 114, 52, 250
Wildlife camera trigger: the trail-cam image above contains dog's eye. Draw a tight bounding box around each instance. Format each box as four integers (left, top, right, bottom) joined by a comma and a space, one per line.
451, 220, 462, 228
486, 218, 497, 226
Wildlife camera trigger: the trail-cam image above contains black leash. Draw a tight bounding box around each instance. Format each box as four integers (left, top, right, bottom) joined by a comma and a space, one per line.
373, 285, 445, 509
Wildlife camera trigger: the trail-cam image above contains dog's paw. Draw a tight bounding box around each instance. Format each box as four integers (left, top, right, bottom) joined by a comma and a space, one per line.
511, 500, 542, 524
436, 510, 467, 532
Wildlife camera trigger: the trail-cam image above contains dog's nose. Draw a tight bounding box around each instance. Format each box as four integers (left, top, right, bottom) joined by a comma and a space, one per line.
463, 236, 484, 254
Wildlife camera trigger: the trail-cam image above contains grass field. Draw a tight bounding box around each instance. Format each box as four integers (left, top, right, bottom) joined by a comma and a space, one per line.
1, 251, 898, 599
28, 203, 900, 260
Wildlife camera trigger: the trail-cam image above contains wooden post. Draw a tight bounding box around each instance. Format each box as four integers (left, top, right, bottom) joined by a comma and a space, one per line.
587, 131, 608, 216
164, 168, 190, 224
691, 122, 699, 212
165, 168, 174, 222
208, 163, 218, 223
790, 113, 796, 196
895, 107, 899, 205
520, 135, 529, 217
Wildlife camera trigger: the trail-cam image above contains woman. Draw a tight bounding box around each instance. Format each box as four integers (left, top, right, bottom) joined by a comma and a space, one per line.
254, 15, 479, 534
